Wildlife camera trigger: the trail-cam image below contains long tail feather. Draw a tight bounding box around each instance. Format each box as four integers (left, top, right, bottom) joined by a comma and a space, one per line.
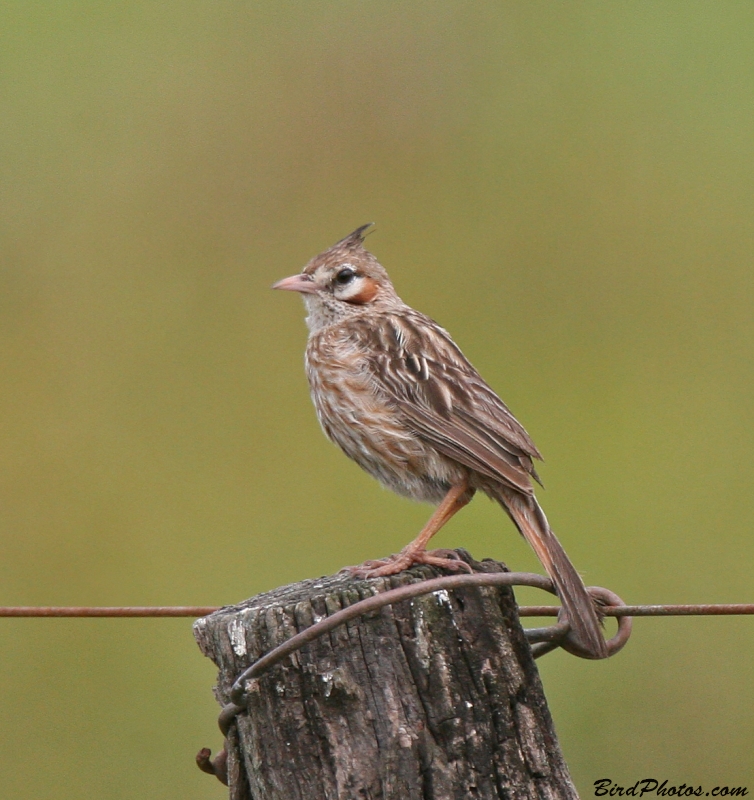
496, 488, 607, 659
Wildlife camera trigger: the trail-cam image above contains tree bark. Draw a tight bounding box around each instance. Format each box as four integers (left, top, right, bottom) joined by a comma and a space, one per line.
194, 552, 578, 800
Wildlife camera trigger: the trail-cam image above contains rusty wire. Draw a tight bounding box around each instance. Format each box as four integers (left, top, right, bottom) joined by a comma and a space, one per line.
2, 602, 753, 617
1, 577, 749, 788
0, 606, 219, 617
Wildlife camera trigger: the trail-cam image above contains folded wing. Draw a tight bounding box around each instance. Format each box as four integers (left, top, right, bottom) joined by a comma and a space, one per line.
354, 311, 543, 495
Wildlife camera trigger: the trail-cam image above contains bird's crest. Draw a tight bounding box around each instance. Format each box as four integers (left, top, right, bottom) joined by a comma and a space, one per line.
334, 223, 374, 250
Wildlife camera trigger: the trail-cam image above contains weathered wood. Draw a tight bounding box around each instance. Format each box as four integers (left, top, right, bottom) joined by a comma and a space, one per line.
194, 551, 578, 800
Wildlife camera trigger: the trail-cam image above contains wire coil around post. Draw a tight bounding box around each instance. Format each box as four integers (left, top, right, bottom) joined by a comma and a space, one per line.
199, 570, 631, 785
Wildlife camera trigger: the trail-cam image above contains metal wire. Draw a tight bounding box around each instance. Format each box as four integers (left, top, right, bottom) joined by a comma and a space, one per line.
1, 603, 752, 617
4, 578, 738, 788
0, 606, 219, 617
3, 579, 751, 788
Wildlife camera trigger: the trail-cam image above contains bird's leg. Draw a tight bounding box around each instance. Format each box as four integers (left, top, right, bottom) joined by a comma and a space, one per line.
349, 481, 475, 579
400, 480, 474, 559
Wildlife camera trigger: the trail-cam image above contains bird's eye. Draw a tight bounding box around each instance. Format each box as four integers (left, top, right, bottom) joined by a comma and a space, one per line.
335, 267, 356, 285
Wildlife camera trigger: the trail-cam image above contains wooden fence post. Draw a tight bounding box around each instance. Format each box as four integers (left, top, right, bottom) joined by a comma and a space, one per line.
194, 552, 579, 800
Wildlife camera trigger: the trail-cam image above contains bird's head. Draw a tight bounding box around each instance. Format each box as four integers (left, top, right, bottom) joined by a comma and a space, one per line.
273, 225, 401, 331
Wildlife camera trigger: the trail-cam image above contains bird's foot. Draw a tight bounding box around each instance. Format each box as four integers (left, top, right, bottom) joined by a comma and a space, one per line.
347, 547, 473, 579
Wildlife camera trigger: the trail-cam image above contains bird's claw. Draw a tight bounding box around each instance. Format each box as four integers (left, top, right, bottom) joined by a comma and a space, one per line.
346, 547, 473, 579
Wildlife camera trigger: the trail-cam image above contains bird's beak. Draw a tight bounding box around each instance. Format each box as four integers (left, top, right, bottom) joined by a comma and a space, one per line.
271, 273, 318, 294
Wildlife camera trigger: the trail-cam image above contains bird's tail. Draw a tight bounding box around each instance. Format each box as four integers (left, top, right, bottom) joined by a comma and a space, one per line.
495, 488, 607, 659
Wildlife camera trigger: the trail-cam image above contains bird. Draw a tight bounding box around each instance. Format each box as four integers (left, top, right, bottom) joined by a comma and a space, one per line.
272, 224, 607, 659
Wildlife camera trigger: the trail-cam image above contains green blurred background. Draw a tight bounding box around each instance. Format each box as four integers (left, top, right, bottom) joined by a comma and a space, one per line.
2, 2, 753, 797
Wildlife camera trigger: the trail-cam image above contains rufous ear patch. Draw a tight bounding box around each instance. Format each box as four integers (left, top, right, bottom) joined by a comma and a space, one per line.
343, 277, 379, 304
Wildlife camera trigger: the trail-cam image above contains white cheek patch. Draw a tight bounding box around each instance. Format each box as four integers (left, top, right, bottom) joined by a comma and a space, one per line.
337, 276, 379, 304
336, 277, 366, 300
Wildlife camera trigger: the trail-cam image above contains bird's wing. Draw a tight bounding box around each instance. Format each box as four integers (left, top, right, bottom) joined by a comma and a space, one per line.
352, 310, 542, 495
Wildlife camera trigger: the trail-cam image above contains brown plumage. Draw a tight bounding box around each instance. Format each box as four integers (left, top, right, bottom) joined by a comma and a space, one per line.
273, 225, 607, 658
